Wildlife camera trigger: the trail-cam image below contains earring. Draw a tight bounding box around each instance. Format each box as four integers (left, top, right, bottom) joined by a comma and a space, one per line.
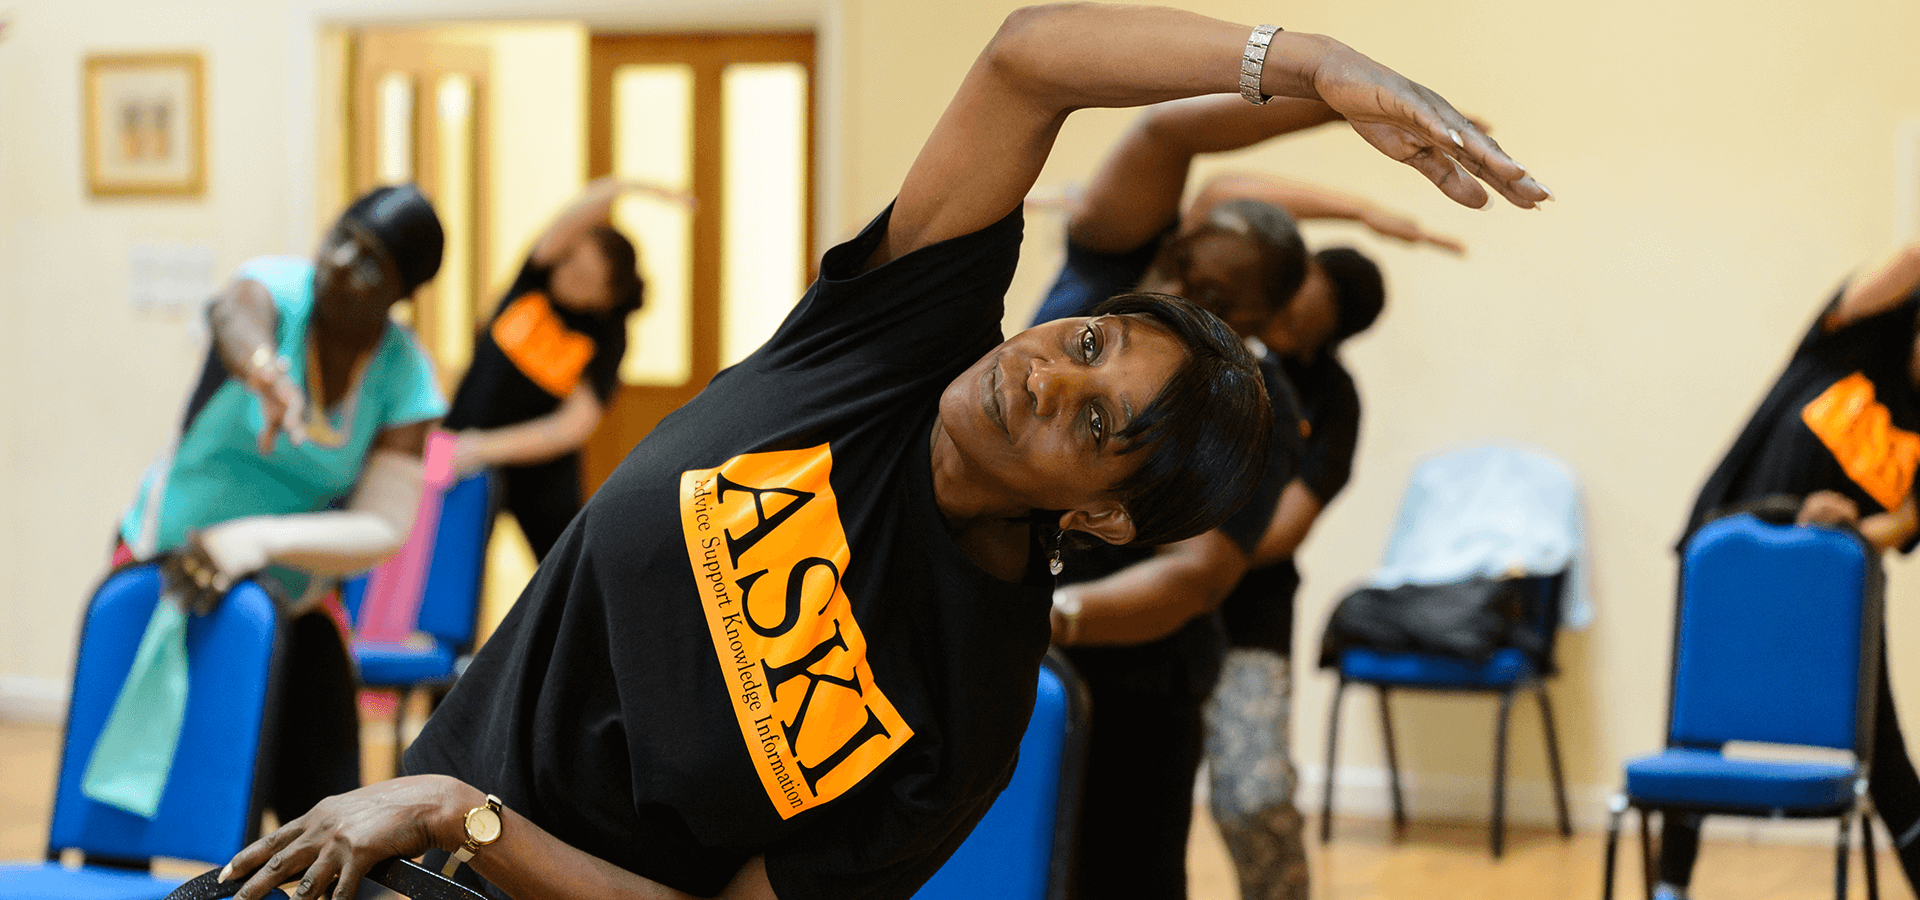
1049, 530, 1065, 576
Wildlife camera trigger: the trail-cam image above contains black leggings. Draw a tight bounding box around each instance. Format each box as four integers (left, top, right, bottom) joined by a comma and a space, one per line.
268, 610, 363, 820
498, 455, 584, 563
1658, 640, 1920, 889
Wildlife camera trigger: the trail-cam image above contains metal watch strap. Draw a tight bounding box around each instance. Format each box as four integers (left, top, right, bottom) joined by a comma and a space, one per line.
1239, 24, 1282, 106
440, 794, 503, 877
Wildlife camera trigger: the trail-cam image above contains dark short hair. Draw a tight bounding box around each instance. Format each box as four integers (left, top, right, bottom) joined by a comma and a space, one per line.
1090, 292, 1274, 546
1200, 198, 1308, 314
587, 224, 646, 316
1317, 246, 1385, 346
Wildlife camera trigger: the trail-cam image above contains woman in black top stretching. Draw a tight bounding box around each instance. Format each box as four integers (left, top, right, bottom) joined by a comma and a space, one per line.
219, 6, 1546, 900
442, 178, 684, 560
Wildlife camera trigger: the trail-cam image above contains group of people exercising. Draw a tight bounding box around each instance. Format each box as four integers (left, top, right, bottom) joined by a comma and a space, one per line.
92, 4, 1920, 900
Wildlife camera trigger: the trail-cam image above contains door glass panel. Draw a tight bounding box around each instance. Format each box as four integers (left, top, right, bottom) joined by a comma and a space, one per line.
611, 63, 693, 386
375, 72, 415, 184
432, 74, 476, 373
720, 63, 808, 367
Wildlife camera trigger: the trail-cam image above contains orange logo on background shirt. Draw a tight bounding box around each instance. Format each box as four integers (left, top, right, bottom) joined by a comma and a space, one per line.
492, 293, 594, 398
1801, 372, 1920, 511
678, 445, 912, 819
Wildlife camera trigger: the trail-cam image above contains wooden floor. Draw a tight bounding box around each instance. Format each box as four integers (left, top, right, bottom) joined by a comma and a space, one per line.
4, 716, 1911, 900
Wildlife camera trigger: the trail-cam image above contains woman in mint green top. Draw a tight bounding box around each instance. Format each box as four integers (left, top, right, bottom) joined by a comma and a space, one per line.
113, 185, 447, 822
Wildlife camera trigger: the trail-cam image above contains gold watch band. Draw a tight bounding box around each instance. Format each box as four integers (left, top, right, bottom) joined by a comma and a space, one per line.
440, 794, 504, 877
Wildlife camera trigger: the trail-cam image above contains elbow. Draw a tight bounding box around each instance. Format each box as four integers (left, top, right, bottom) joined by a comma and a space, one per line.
982, 4, 1083, 104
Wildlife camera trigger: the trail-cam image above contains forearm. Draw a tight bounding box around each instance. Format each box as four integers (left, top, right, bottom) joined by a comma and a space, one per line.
456, 387, 602, 470
1859, 501, 1919, 554
207, 280, 281, 383
531, 178, 621, 266
1057, 535, 1248, 646
1829, 243, 1920, 330
1250, 480, 1324, 568
466, 791, 729, 900
1195, 172, 1366, 223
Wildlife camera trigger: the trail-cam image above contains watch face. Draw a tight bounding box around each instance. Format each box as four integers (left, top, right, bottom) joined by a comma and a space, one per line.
466, 806, 503, 844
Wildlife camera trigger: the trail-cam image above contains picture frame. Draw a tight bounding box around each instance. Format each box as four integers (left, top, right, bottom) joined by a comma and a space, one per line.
84, 51, 207, 198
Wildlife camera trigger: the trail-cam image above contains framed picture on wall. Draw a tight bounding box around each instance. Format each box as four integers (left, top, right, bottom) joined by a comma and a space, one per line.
84, 51, 207, 197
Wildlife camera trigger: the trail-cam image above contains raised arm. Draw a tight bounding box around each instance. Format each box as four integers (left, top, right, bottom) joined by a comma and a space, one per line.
1068, 95, 1342, 254
873, 3, 1545, 270
530, 177, 694, 267
1825, 241, 1920, 332
1189, 172, 1467, 254
1051, 530, 1251, 646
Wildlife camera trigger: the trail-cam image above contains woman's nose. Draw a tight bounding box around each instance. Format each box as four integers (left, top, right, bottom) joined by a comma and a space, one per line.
1027, 357, 1082, 418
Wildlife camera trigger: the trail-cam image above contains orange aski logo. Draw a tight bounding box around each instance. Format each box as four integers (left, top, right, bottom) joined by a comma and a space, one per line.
679, 445, 912, 818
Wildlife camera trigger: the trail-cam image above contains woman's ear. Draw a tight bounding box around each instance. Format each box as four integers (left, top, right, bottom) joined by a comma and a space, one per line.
1058, 502, 1136, 546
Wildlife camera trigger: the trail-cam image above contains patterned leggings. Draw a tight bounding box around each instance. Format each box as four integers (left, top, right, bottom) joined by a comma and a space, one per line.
1203, 648, 1309, 900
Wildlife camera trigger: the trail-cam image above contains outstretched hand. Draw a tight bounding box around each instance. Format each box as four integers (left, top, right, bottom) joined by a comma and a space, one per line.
221, 777, 466, 900
247, 363, 310, 455
1305, 39, 1548, 210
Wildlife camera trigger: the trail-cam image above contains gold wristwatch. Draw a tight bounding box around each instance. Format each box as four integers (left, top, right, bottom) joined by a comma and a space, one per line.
442, 794, 504, 877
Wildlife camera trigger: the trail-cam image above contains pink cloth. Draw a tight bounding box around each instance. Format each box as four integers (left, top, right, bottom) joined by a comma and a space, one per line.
356, 430, 457, 642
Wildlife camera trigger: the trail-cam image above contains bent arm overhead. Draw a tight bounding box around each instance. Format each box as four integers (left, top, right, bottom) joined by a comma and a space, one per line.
874, 2, 1544, 271
1053, 529, 1252, 646
530, 176, 693, 267
1068, 95, 1342, 254
1825, 242, 1920, 332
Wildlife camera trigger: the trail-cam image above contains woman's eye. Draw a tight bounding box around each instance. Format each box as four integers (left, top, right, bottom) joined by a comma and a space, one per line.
1080, 325, 1099, 361
1089, 406, 1105, 443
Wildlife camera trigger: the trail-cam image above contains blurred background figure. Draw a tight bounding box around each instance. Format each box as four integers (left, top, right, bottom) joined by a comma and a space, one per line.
109, 184, 447, 822
1035, 94, 1463, 900
441, 177, 680, 562
1658, 242, 1920, 900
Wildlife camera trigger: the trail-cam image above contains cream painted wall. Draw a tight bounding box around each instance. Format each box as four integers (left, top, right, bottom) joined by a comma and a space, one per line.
5, 0, 1920, 835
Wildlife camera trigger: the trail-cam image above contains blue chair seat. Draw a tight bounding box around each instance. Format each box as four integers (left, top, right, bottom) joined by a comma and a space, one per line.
1340, 646, 1535, 688
1623, 748, 1856, 812
352, 639, 455, 686
0, 862, 182, 900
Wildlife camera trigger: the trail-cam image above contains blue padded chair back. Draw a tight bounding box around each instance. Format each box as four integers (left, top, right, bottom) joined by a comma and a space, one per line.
1669, 514, 1878, 752
913, 651, 1089, 900
48, 564, 282, 866
415, 473, 493, 649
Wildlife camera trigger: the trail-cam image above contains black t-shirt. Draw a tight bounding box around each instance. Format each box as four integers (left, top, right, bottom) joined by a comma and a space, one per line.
1034, 232, 1299, 695
1687, 285, 1920, 552
442, 260, 628, 432
1219, 347, 1363, 653
407, 206, 1054, 900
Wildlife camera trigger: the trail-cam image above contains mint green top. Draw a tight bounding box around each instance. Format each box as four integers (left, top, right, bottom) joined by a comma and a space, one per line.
121, 255, 447, 554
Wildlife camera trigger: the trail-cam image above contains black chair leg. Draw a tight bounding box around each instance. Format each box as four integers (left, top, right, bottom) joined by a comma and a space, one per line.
1861, 801, 1881, 900
1320, 678, 1347, 843
1602, 795, 1625, 900
1638, 807, 1657, 900
1536, 685, 1573, 837
1492, 689, 1516, 858
1837, 812, 1853, 900
1376, 686, 1406, 835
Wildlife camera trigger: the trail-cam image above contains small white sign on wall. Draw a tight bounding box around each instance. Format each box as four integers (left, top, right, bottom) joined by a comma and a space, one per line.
129, 242, 215, 314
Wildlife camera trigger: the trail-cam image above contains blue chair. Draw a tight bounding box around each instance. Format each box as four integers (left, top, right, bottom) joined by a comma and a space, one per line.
0, 564, 284, 900
913, 650, 1090, 900
1602, 514, 1883, 900
1319, 574, 1573, 857
350, 471, 494, 774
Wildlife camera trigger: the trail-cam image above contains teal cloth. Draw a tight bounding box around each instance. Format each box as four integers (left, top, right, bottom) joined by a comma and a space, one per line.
81, 597, 190, 818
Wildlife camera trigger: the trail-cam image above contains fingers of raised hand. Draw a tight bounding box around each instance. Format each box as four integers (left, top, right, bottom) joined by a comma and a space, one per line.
1351, 121, 1490, 209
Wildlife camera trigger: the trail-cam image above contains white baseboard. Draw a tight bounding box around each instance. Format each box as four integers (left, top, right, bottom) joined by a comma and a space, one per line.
1297, 763, 1890, 847
0, 675, 66, 724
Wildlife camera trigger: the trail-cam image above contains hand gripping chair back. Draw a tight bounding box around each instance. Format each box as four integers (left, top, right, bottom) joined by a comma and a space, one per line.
912, 650, 1091, 900
1601, 513, 1883, 900
0, 564, 284, 900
